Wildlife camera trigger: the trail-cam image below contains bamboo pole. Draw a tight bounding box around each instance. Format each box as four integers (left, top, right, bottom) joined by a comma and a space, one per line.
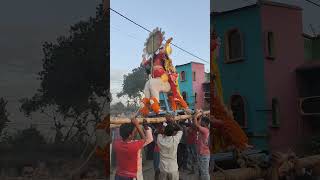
295, 155, 320, 170
211, 154, 320, 180
110, 111, 209, 127
110, 124, 121, 128
212, 167, 268, 180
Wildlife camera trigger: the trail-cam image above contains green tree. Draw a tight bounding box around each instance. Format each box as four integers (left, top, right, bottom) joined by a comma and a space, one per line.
110, 102, 126, 115
0, 97, 10, 136
20, 4, 109, 143
10, 127, 46, 150
117, 67, 148, 103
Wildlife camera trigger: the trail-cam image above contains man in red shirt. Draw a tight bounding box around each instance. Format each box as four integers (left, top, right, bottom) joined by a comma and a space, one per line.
193, 111, 224, 180
185, 120, 198, 174
113, 117, 153, 180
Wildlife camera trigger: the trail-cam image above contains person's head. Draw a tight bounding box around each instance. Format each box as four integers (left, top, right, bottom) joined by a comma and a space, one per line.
201, 116, 210, 128
119, 123, 136, 141
159, 46, 165, 54
164, 123, 176, 136
165, 113, 175, 121
179, 121, 185, 127
155, 123, 164, 133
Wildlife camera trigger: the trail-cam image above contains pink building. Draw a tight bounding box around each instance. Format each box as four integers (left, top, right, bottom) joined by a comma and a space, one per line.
260, 1, 306, 151
176, 62, 209, 110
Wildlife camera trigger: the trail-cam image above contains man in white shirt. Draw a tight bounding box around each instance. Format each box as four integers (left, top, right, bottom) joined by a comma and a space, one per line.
157, 115, 183, 180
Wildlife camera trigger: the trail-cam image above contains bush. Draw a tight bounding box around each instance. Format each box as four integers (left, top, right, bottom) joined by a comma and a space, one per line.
4, 127, 46, 151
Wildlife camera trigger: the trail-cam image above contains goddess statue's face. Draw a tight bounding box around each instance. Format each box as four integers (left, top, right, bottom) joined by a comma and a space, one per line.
159, 46, 165, 53
158, 33, 163, 46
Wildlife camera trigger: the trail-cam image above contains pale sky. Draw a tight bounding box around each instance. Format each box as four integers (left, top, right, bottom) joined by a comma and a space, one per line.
110, 0, 210, 104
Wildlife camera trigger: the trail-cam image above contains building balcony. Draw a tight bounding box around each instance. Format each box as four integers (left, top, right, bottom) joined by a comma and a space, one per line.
298, 96, 320, 115
296, 62, 320, 116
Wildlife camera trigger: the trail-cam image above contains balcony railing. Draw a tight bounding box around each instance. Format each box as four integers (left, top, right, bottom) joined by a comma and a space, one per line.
299, 96, 320, 115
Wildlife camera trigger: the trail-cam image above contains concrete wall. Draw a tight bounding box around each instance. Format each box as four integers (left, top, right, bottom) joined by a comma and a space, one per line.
213, 6, 268, 150
304, 37, 313, 60
260, 4, 305, 151
176, 63, 194, 109
191, 63, 205, 110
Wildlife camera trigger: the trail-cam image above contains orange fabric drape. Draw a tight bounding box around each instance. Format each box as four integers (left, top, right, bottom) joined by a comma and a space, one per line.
210, 33, 248, 153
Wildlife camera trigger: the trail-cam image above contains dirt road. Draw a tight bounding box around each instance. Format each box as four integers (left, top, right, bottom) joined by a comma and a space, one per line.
110, 160, 200, 180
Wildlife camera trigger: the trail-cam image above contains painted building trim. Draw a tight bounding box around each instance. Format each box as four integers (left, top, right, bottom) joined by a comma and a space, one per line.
212, 0, 301, 17
176, 61, 204, 67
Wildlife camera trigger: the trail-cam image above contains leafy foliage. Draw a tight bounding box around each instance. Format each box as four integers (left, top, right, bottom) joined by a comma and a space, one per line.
21, 4, 108, 116
110, 102, 126, 115
38, 4, 107, 114
8, 127, 46, 150
19, 4, 109, 142
117, 67, 148, 101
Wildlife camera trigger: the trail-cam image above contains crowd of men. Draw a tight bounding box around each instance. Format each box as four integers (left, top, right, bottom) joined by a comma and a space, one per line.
112, 110, 223, 180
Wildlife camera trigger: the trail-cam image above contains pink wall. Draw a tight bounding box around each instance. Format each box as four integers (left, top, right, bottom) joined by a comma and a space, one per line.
192, 62, 205, 110
260, 3, 309, 152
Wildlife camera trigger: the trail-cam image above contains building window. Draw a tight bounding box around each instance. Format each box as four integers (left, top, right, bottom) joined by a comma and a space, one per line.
230, 95, 246, 127
272, 98, 280, 126
265, 31, 276, 59
180, 71, 186, 81
194, 92, 197, 103
182, 91, 187, 101
193, 72, 196, 81
225, 29, 244, 63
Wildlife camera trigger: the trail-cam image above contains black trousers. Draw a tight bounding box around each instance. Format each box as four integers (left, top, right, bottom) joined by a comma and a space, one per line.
177, 143, 187, 169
